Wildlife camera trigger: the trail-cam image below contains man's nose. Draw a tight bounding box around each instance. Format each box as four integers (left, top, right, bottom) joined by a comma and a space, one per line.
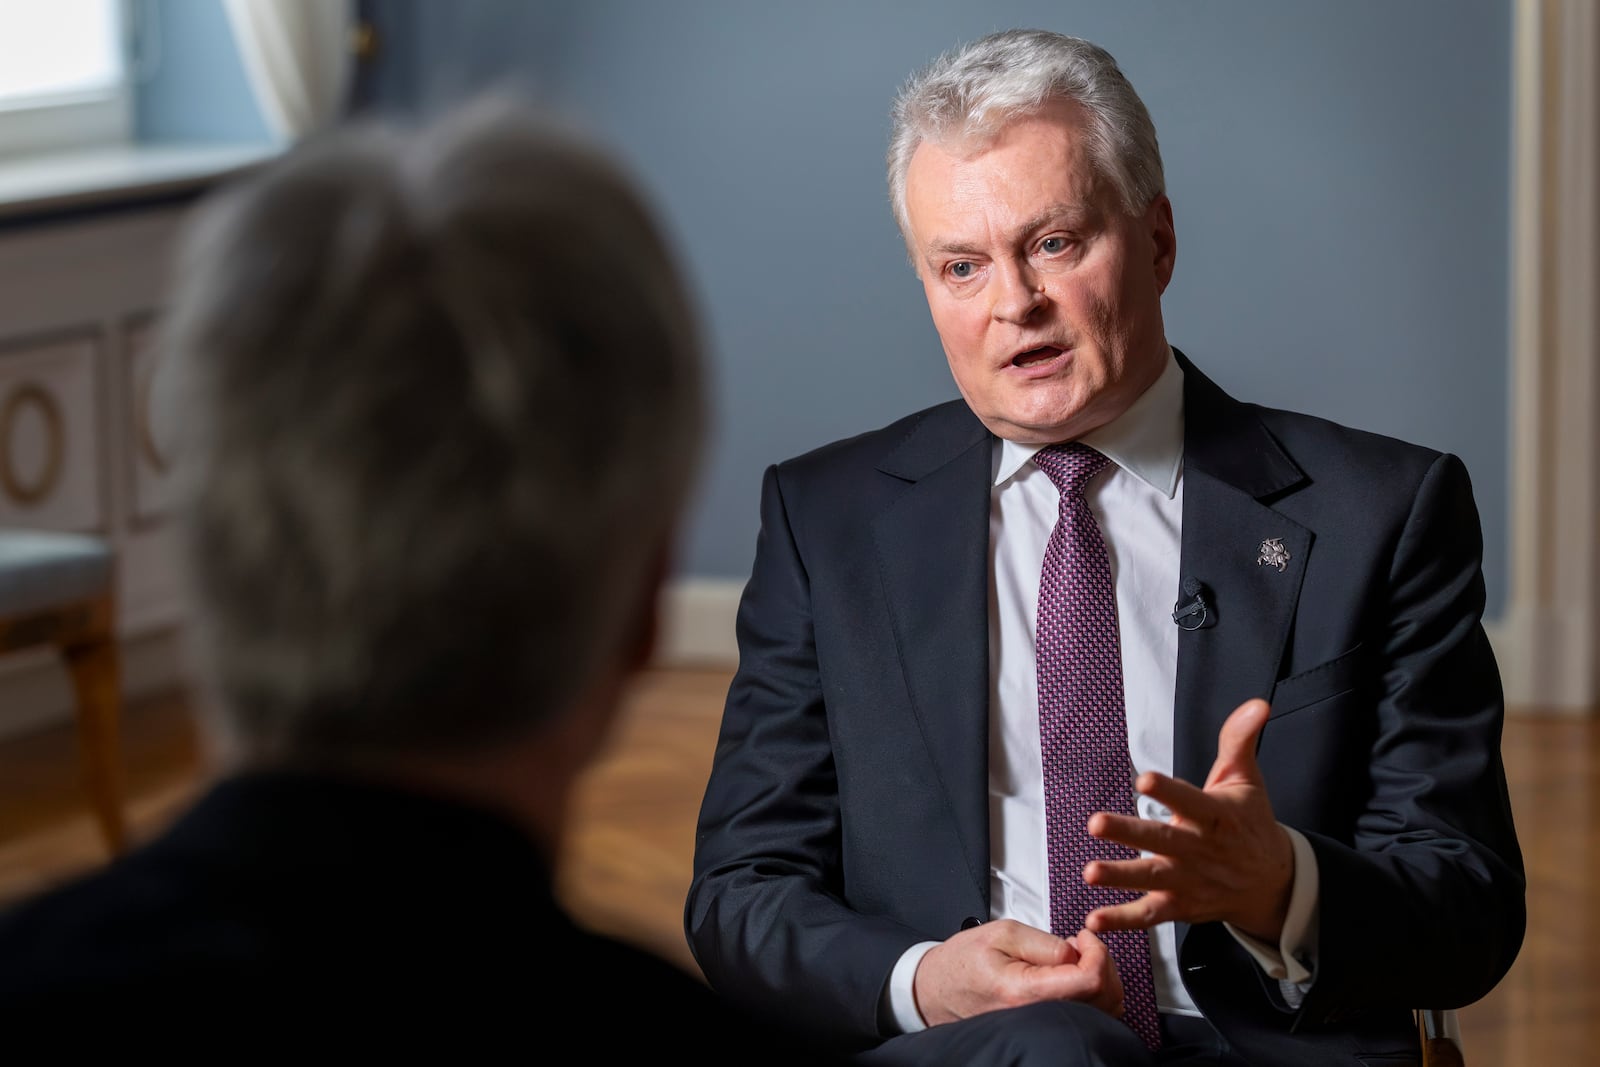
992, 262, 1046, 323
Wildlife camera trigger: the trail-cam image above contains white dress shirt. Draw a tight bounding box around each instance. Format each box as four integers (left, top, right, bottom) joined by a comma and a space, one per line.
886, 349, 1319, 1031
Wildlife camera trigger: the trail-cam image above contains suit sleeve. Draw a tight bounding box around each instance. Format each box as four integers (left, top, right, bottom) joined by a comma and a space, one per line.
684, 464, 923, 1050
1297, 452, 1526, 1021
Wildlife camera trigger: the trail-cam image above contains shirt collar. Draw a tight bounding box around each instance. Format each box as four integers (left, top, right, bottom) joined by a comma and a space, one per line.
993, 345, 1185, 497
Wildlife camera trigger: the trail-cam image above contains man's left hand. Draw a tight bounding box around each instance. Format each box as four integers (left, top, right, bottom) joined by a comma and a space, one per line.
1080, 697, 1294, 943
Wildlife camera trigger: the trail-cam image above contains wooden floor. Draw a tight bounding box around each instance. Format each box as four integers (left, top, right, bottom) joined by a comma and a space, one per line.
0, 667, 1594, 1064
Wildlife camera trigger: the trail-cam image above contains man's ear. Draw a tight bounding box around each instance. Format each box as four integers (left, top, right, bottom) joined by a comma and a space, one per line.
1147, 194, 1177, 294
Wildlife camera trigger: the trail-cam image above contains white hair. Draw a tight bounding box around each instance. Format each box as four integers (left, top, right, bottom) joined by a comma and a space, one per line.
887, 28, 1165, 249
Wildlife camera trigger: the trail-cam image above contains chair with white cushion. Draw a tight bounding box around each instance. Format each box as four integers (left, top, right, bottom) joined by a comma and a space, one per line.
0, 529, 126, 854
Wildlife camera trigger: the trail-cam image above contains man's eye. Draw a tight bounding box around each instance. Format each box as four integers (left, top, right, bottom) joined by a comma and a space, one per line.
1039, 236, 1068, 255
948, 261, 975, 279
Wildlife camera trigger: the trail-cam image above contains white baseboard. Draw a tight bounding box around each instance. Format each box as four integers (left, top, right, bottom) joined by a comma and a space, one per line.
650, 585, 1570, 717
1485, 609, 1596, 716
656, 578, 744, 668
0, 593, 1549, 743
0, 576, 753, 745
1482, 616, 1522, 712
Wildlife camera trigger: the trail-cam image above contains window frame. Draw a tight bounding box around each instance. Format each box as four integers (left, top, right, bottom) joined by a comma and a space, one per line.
0, 0, 133, 160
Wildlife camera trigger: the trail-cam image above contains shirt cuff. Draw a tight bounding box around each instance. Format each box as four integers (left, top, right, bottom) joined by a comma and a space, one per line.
885, 940, 939, 1034
1223, 825, 1319, 990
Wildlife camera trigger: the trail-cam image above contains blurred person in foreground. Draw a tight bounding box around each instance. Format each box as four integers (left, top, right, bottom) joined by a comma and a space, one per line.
0, 95, 837, 1057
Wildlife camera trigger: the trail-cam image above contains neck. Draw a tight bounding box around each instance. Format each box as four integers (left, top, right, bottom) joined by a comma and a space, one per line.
205, 671, 632, 861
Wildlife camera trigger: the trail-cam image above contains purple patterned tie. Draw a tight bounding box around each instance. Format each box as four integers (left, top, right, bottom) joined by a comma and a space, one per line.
1033, 442, 1162, 1051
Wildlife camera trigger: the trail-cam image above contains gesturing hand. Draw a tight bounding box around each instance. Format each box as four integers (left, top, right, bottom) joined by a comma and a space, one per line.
913, 919, 1124, 1027
1080, 697, 1295, 943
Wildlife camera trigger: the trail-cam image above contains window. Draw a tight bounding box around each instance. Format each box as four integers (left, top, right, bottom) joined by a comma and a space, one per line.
0, 0, 130, 159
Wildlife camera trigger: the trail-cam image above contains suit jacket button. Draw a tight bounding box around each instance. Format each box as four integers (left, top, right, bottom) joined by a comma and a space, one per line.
960, 916, 983, 930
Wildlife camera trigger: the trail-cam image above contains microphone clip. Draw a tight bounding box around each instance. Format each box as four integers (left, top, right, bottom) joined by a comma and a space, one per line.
1172, 578, 1212, 631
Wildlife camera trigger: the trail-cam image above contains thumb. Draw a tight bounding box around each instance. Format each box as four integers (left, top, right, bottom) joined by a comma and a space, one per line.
1204, 697, 1270, 789
1070, 928, 1116, 980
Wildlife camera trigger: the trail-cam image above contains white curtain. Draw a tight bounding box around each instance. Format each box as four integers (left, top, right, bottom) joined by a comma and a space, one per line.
1500, 0, 1600, 713
222, 0, 356, 141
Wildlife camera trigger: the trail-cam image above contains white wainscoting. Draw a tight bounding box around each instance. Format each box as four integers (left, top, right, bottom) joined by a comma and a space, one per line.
656, 577, 744, 668
658, 582, 1526, 715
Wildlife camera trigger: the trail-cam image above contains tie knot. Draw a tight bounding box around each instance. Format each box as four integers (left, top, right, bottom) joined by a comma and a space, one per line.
1033, 442, 1110, 497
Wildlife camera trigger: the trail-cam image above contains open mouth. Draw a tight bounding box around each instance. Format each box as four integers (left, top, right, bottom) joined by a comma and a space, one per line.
1012, 345, 1063, 368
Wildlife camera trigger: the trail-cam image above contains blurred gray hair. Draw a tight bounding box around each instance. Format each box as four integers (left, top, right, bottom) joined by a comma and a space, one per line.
887, 28, 1165, 249
160, 95, 705, 763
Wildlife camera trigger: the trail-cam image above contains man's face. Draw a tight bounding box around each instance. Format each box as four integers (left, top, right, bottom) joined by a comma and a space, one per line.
903, 100, 1176, 445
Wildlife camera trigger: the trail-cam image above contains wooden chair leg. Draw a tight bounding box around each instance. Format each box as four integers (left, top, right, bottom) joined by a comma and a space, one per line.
63, 619, 127, 856
1418, 1008, 1467, 1067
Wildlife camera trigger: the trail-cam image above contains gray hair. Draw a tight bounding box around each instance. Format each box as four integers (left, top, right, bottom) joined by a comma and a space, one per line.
160, 95, 705, 764
887, 28, 1165, 248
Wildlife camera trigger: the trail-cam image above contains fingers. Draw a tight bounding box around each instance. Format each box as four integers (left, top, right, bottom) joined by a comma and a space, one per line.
1067, 927, 1109, 972
1084, 893, 1171, 933
1071, 698, 1283, 936
930, 920, 1127, 1020
917, 920, 1085, 1026
1204, 697, 1270, 789
989, 918, 1081, 966
1130, 772, 1207, 822
1066, 927, 1125, 1018
1088, 807, 1195, 854
1094, 699, 1273, 832
1082, 851, 1178, 893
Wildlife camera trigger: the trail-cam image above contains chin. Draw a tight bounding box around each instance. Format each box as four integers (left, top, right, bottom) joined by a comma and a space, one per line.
993, 420, 1072, 446
1012, 407, 1086, 441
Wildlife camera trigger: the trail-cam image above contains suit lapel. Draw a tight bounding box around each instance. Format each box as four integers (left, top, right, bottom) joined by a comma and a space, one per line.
872, 403, 995, 906
863, 357, 1316, 916
1171, 351, 1311, 787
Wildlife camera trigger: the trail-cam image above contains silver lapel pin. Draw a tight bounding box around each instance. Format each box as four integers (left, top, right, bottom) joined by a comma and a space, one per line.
1257, 537, 1290, 572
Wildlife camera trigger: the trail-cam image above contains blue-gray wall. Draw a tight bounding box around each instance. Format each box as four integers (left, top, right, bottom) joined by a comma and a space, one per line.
368, 1, 1514, 616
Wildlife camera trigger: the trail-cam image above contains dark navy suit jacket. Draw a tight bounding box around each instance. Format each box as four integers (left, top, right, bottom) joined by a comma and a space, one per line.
686, 350, 1524, 1064
0, 769, 845, 1059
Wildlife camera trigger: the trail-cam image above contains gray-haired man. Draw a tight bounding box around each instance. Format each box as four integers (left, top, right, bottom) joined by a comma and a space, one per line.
0, 95, 839, 1060
688, 28, 1524, 1066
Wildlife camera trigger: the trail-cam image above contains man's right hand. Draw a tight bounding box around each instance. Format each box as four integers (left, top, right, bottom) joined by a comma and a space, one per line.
912, 919, 1124, 1026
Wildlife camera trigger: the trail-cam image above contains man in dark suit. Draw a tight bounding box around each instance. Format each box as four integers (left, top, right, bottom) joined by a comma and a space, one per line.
0, 96, 839, 1059
686, 28, 1525, 1065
